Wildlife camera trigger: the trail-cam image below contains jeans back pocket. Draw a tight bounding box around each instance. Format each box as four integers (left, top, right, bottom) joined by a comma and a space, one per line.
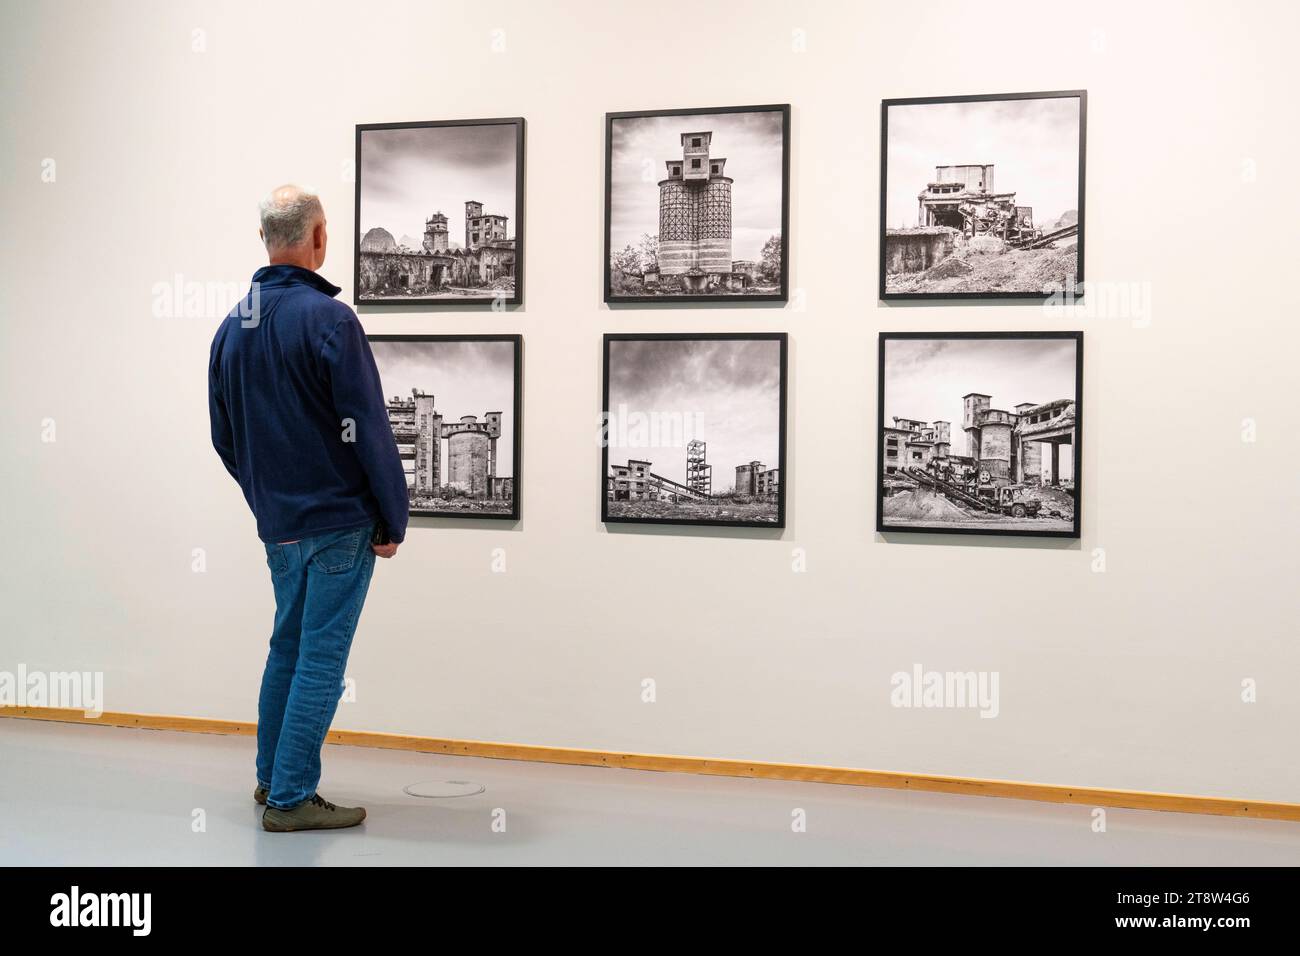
312, 528, 364, 574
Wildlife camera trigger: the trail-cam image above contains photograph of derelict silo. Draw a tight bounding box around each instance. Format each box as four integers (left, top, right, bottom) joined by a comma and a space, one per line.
606, 109, 786, 299
370, 338, 518, 517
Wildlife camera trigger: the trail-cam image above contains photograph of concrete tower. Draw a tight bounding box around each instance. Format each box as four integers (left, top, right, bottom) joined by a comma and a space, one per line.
605, 105, 789, 303
368, 335, 522, 520
877, 332, 1082, 538
355, 118, 524, 307
602, 333, 787, 528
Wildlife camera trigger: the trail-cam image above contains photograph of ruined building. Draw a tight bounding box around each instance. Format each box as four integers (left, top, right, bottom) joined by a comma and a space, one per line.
880, 91, 1085, 299
877, 332, 1082, 538
355, 118, 523, 306
605, 106, 789, 303
603, 334, 786, 528
368, 335, 521, 520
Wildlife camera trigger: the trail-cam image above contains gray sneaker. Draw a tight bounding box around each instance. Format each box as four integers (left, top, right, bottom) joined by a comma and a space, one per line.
254, 786, 268, 805
262, 793, 366, 832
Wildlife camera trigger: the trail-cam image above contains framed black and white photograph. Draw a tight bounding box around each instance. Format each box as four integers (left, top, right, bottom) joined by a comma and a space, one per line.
604, 105, 790, 304
355, 118, 524, 307
877, 331, 1082, 538
368, 335, 522, 521
602, 333, 787, 528
879, 90, 1086, 301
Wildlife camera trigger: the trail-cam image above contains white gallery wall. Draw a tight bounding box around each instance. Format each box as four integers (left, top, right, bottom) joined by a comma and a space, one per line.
3, 0, 1298, 803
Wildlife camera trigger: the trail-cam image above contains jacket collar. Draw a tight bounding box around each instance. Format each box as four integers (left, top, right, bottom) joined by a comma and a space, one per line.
250, 264, 342, 298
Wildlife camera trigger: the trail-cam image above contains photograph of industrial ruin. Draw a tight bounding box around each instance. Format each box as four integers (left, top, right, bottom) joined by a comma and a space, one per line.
605, 106, 788, 302
369, 336, 521, 520
355, 118, 523, 306
880, 91, 1084, 299
878, 333, 1081, 537
603, 334, 786, 527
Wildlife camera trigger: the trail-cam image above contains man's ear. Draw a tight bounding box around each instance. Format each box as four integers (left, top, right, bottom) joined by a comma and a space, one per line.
258, 227, 265, 243
314, 221, 326, 248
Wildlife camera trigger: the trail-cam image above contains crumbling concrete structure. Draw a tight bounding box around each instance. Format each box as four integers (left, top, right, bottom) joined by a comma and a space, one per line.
884, 419, 951, 473
386, 389, 507, 501
463, 200, 508, 252
885, 396, 1075, 486
735, 460, 779, 497
687, 440, 712, 496
607, 459, 707, 503
359, 199, 516, 298
883, 227, 959, 275
917, 164, 1033, 239
884, 163, 1039, 275
653, 131, 747, 294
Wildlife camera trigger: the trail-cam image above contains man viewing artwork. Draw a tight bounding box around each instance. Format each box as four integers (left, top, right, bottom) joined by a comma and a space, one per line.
208, 185, 409, 832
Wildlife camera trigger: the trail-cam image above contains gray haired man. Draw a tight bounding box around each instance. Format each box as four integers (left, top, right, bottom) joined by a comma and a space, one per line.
209, 185, 409, 831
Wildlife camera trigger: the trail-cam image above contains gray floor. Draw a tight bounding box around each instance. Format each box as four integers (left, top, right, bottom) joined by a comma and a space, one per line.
2, 719, 1298, 866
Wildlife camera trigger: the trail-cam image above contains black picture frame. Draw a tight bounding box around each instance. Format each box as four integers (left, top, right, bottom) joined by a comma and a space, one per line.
601, 332, 788, 529
876, 330, 1083, 539
603, 104, 791, 305
367, 334, 523, 522
354, 117, 525, 308
878, 90, 1086, 302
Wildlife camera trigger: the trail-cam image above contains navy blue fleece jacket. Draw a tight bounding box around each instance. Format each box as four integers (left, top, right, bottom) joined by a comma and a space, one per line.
208, 264, 409, 544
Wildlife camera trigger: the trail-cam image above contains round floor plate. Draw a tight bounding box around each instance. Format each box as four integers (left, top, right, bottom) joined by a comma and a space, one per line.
403, 780, 486, 799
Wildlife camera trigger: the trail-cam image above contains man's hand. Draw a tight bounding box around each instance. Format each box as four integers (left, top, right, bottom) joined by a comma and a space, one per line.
372, 542, 399, 559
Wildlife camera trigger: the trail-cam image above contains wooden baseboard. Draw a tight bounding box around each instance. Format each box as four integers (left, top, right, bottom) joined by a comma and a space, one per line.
4, 705, 1297, 822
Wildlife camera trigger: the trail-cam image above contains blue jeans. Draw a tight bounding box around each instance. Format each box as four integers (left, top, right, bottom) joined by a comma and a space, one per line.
256, 523, 376, 809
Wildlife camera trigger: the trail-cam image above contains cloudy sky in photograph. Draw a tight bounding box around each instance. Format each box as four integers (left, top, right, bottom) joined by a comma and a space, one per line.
607, 338, 781, 490
371, 339, 516, 479
360, 123, 517, 248
609, 109, 784, 262
885, 96, 1080, 229
883, 337, 1076, 474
